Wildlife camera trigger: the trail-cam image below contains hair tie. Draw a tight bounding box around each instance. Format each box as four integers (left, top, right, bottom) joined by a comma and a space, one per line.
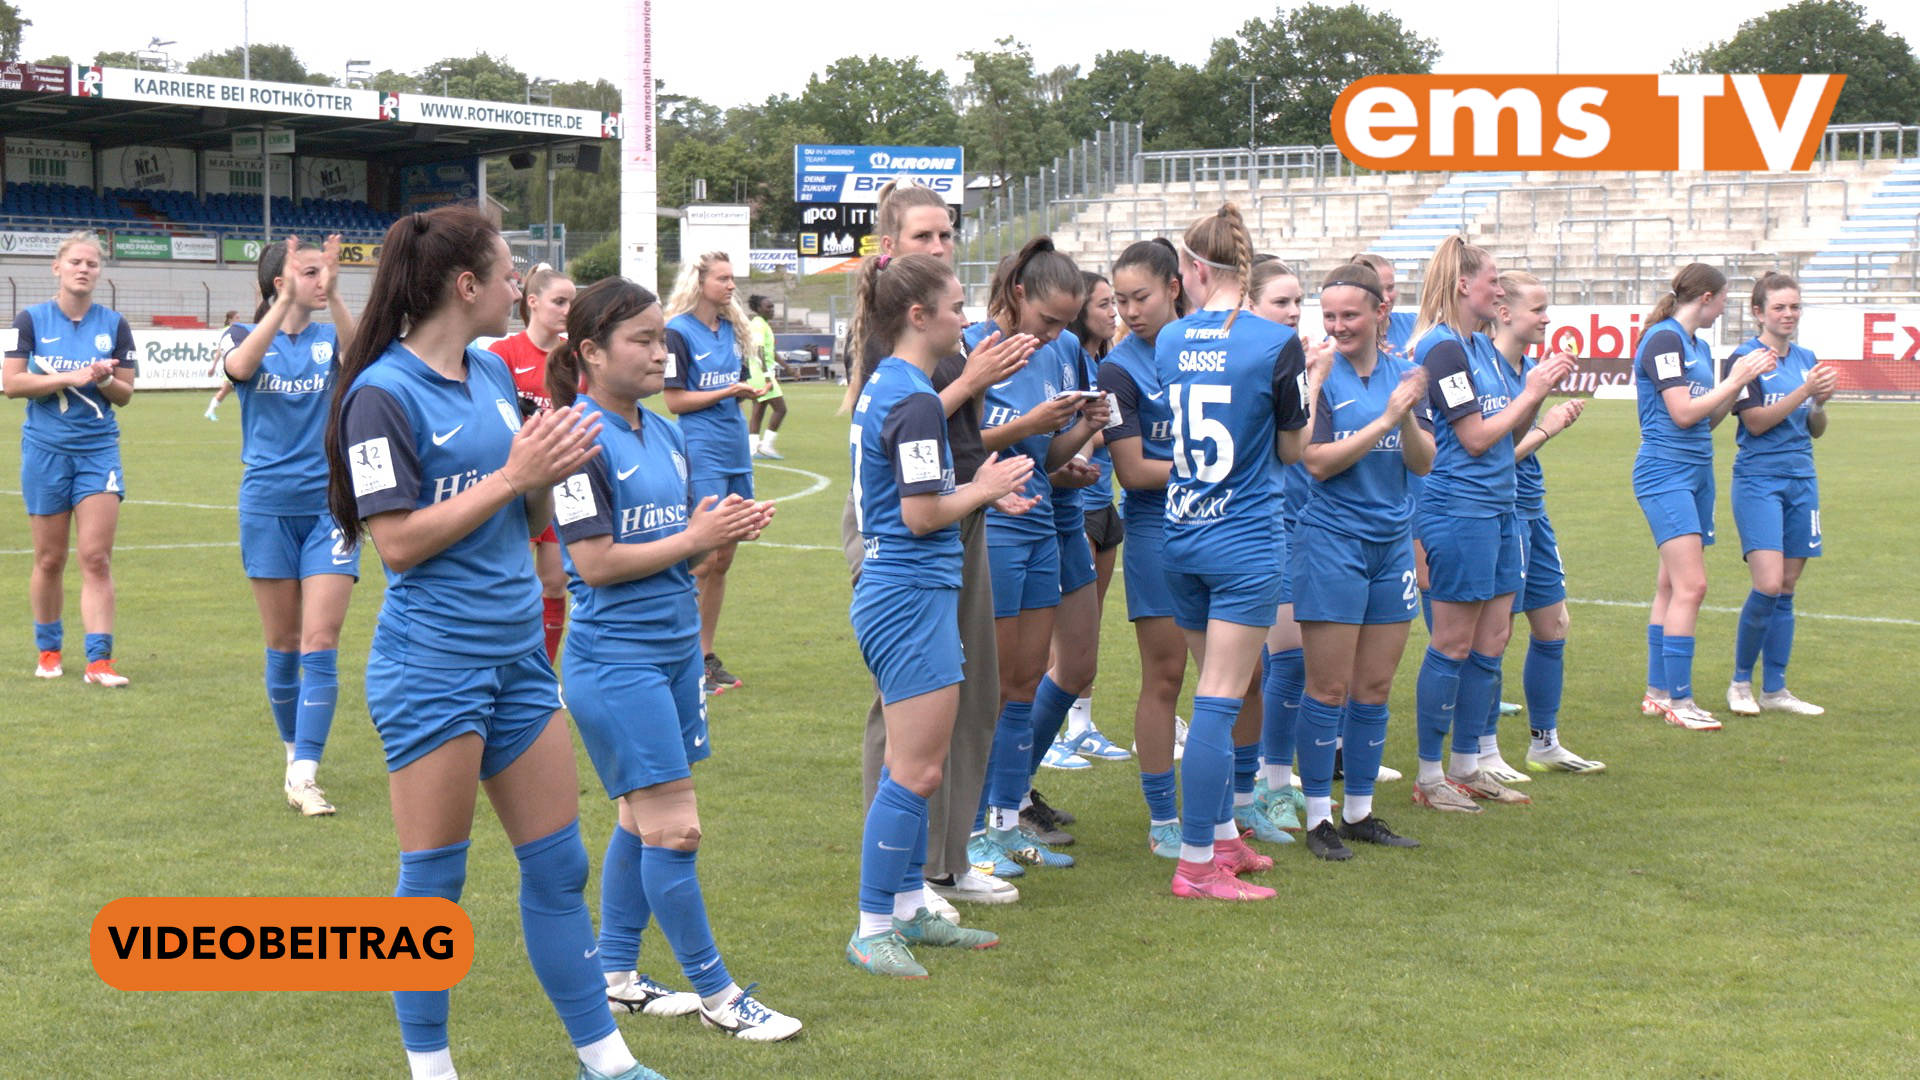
1175, 238, 1236, 273
412, 212, 428, 235
875, 254, 891, 271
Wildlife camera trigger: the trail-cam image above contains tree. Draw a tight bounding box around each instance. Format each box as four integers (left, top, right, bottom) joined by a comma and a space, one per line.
956, 38, 1071, 181
1673, 0, 1920, 125
794, 56, 960, 146
90, 50, 141, 69
185, 44, 333, 85
1228, 2, 1440, 146
1, 0, 27, 62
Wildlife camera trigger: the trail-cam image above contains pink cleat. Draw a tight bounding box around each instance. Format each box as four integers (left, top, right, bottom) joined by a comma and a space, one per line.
1171, 858, 1275, 901
1213, 832, 1274, 876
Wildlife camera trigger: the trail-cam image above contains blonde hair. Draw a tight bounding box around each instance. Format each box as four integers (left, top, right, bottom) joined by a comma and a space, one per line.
1647, 263, 1727, 327
1496, 269, 1543, 316
55, 230, 104, 260
1182, 203, 1254, 331
1249, 258, 1299, 306
664, 252, 753, 357
875, 179, 950, 244
1412, 236, 1494, 343
518, 262, 570, 325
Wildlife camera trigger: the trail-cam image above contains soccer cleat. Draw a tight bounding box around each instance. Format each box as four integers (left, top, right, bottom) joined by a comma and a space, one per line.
922, 887, 961, 925
752, 446, 785, 461
1234, 802, 1295, 844
284, 779, 336, 817
83, 659, 128, 687
1028, 787, 1074, 826
1338, 815, 1419, 848
1758, 688, 1825, 716
894, 907, 999, 950
1065, 728, 1132, 761
1302, 821, 1354, 861
1412, 776, 1483, 813
1456, 769, 1532, 804
967, 835, 1024, 880
203, 399, 221, 421
1726, 680, 1761, 716
577, 1062, 669, 1080
1374, 764, 1404, 783
1641, 691, 1672, 718
929, 868, 1019, 905
1038, 741, 1091, 771
1252, 778, 1305, 833
986, 826, 1073, 869
1479, 754, 1531, 784
704, 653, 742, 694
698, 982, 803, 1042
1171, 858, 1275, 901
606, 972, 701, 1017
845, 930, 927, 978
1663, 700, 1723, 732
1147, 822, 1182, 859
1499, 700, 1523, 715
1213, 832, 1274, 875
1525, 743, 1607, 774
35, 650, 62, 678
1018, 800, 1074, 846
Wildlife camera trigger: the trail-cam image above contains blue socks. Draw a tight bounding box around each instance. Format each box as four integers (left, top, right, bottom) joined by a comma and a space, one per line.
34, 619, 60, 652
1028, 676, 1078, 774
1452, 651, 1502, 757
294, 649, 337, 764
1140, 768, 1177, 822
84, 632, 112, 662
1233, 741, 1259, 796
1763, 593, 1795, 693
265, 649, 300, 745
597, 826, 650, 974
1484, 665, 1505, 740
641, 845, 731, 998
1179, 695, 1239, 849
1645, 625, 1666, 692
985, 700, 1034, 814
1524, 638, 1565, 731
393, 840, 470, 1052
1295, 695, 1343, 799
1415, 646, 1463, 763
1663, 634, 1696, 702
1342, 701, 1389, 797
1261, 647, 1301, 773
860, 777, 926, 915
1733, 590, 1778, 683
513, 820, 616, 1048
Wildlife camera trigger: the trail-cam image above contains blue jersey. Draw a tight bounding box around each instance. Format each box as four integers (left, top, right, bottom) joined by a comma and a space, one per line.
1154, 309, 1309, 573
1048, 341, 1096, 533
1385, 311, 1417, 358
971, 322, 1078, 542
340, 341, 541, 667
10, 301, 137, 454
226, 321, 338, 516
663, 312, 751, 479
552, 395, 698, 649
1508, 352, 1548, 520
851, 357, 960, 587
1727, 338, 1818, 478
1098, 333, 1172, 534
1080, 347, 1115, 513
1302, 350, 1432, 542
1418, 324, 1522, 518
1634, 317, 1717, 465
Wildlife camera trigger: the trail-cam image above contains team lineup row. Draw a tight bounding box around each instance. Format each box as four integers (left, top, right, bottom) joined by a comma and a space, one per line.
3, 180, 1834, 1073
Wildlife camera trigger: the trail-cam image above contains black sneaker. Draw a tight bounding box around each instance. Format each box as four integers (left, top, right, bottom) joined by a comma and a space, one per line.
1338, 815, 1419, 848
1303, 820, 1354, 861
705, 652, 742, 693
1018, 801, 1074, 846
1028, 787, 1074, 826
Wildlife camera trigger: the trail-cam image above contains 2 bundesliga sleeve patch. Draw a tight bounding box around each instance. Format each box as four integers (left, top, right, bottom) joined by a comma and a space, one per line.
1654, 351, 1683, 381
553, 473, 596, 526
349, 438, 397, 497
1439, 371, 1476, 409
898, 439, 942, 484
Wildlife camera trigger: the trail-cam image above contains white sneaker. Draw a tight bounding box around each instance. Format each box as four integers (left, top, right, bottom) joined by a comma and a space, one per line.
1479, 754, 1530, 784
1039, 741, 1091, 770
1663, 699, 1723, 732
699, 984, 802, 1042
923, 886, 962, 925
606, 971, 701, 1017
1757, 688, 1825, 716
928, 867, 1019, 905
1526, 743, 1607, 773
284, 778, 336, 816
1374, 764, 1403, 783
1727, 681, 1760, 716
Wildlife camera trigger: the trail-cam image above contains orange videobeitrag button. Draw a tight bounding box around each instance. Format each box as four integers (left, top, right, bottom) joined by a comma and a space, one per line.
91, 897, 472, 991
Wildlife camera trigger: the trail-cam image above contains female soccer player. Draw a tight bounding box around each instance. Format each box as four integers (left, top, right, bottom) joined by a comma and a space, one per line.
1352, 252, 1417, 356
744, 294, 788, 459
664, 252, 765, 695
1409, 238, 1573, 812
966, 238, 1106, 879
1632, 263, 1775, 731
544, 276, 799, 1039
325, 206, 660, 1080
222, 234, 359, 815
5, 231, 136, 686
1158, 205, 1312, 900
1482, 270, 1605, 776
846, 251, 1036, 977
1724, 272, 1835, 717
488, 263, 575, 662
1292, 263, 1434, 859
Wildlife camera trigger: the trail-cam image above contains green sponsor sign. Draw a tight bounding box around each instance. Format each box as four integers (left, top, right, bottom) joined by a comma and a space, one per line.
222, 237, 268, 263
113, 234, 172, 261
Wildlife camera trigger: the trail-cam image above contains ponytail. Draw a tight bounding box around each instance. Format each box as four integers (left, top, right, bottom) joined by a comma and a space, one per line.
986, 236, 1084, 327
840, 253, 958, 413
1181, 203, 1253, 331
1647, 262, 1727, 327
518, 262, 569, 326
1412, 235, 1493, 344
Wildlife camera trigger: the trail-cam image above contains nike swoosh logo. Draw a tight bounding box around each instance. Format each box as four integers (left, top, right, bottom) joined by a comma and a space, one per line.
39, 336, 60, 344
1146, 390, 1166, 401
699, 958, 718, 971
991, 379, 1015, 390
584, 946, 598, 959
1334, 399, 1356, 410
1016, 742, 1032, 752
332, 556, 355, 565
694, 351, 711, 361
431, 425, 463, 445
617, 464, 640, 480
693, 734, 706, 747
1315, 738, 1337, 747
877, 841, 908, 851
513, 365, 537, 374
301, 700, 327, 707
269, 695, 296, 704
1440, 704, 1454, 712
1368, 738, 1387, 747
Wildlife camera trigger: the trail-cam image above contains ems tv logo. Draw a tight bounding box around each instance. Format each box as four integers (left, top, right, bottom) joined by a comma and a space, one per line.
1332, 74, 1844, 171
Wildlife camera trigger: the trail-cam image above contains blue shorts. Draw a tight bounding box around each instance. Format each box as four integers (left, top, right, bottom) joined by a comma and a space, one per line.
1057, 528, 1096, 595
1121, 525, 1176, 621
1290, 525, 1418, 625
1635, 460, 1715, 548
1166, 568, 1282, 632
987, 535, 1061, 618
364, 648, 561, 776
1732, 472, 1821, 559
1419, 509, 1526, 604
851, 578, 964, 704
19, 443, 123, 516
563, 627, 709, 797
1274, 517, 1296, 606
690, 472, 753, 504
1518, 515, 1566, 612
239, 511, 360, 581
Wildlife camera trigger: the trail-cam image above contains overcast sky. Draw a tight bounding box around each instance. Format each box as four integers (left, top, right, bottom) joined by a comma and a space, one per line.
16, 0, 1920, 111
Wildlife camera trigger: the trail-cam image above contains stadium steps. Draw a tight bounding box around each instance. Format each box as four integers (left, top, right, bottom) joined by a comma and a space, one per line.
1367, 172, 1523, 266
1798, 159, 1920, 296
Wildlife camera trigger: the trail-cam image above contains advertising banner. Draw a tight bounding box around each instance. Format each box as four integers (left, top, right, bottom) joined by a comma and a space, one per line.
202, 151, 293, 197
99, 146, 197, 193
3, 137, 93, 188
794, 144, 964, 205
298, 157, 369, 203
112, 234, 173, 261
0, 62, 70, 93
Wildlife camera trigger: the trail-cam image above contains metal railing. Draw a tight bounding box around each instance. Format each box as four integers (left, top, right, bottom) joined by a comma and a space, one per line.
1133, 145, 1354, 192
1818, 123, 1920, 163
1684, 178, 1851, 232
1254, 188, 1396, 239
1461, 184, 1611, 233
1554, 215, 1676, 265
960, 121, 1144, 298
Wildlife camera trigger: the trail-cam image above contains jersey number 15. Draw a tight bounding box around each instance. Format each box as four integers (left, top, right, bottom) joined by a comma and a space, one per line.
1169, 384, 1234, 484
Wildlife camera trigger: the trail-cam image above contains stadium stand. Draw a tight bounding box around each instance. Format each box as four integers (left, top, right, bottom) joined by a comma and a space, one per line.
0, 181, 393, 239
